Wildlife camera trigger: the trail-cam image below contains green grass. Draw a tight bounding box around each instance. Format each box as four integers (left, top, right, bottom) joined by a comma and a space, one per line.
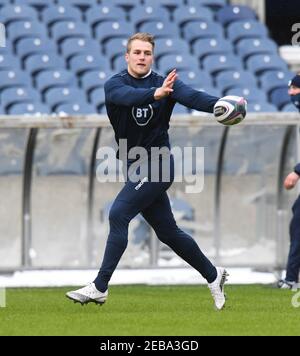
0, 285, 300, 336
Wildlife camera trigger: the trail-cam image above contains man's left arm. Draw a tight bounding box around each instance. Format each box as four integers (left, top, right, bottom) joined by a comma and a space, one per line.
170, 80, 219, 113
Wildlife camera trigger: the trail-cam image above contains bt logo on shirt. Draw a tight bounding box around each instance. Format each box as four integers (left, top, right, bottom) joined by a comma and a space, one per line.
132, 105, 154, 126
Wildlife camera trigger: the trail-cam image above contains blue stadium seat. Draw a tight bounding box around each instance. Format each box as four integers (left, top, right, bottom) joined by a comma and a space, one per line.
187, 0, 226, 10
246, 54, 288, 75
14, 0, 51, 10
0, 40, 12, 54
143, 0, 184, 8
183, 20, 224, 44
215, 70, 257, 92
173, 5, 213, 28
130, 5, 170, 29
226, 87, 267, 103
55, 102, 96, 115
0, 69, 31, 91
8, 101, 50, 115
86, 5, 126, 31
44, 86, 87, 110
103, 37, 128, 62
196, 86, 221, 98
24, 53, 65, 76
270, 87, 291, 109
95, 21, 135, 45
42, 4, 82, 28
89, 87, 105, 110
51, 21, 91, 44
202, 54, 243, 75
1, 86, 40, 111
192, 38, 232, 60
0, 4, 38, 25
216, 4, 257, 26
173, 103, 190, 114
259, 70, 293, 95
227, 20, 268, 44
236, 38, 278, 60
101, 0, 137, 10
177, 69, 212, 88
8, 20, 48, 46
69, 53, 110, 76
113, 55, 127, 72
158, 53, 199, 74
56, 0, 96, 8
16, 37, 57, 62
247, 102, 277, 112
61, 38, 101, 62
281, 103, 298, 112
139, 21, 179, 38
0, 53, 20, 71
35, 69, 77, 93
155, 38, 190, 60
80, 70, 113, 93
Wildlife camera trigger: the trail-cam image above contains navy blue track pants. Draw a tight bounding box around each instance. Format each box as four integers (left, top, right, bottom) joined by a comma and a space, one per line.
94, 155, 217, 292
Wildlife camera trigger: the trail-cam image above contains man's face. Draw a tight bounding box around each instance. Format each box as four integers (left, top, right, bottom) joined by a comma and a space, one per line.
288, 85, 300, 96
125, 39, 154, 78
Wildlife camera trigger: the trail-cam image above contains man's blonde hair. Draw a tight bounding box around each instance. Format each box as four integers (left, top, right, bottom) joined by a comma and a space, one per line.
126, 33, 155, 53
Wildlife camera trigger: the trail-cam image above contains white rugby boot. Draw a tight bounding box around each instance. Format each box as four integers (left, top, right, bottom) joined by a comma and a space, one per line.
208, 267, 229, 310
66, 283, 108, 305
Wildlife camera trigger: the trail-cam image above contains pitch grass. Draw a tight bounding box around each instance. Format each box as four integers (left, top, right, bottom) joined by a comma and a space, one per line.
0, 285, 300, 336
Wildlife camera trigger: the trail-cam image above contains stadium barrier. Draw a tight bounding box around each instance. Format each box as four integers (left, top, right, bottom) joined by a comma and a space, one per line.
0, 113, 299, 272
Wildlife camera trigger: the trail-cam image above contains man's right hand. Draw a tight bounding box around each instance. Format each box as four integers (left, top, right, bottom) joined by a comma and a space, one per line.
154, 69, 177, 100
284, 172, 300, 190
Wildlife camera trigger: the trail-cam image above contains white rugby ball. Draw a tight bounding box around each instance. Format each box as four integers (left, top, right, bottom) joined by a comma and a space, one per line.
214, 95, 247, 126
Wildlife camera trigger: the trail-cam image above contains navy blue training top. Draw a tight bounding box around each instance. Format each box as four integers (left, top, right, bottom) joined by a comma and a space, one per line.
104, 70, 219, 158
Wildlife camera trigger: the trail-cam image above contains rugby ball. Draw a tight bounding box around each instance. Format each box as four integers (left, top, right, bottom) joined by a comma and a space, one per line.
214, 96, 247, 126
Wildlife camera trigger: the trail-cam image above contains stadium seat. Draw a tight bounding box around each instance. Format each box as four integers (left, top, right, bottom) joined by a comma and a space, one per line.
130, 5, 170, 29
35, 69, 77, 93
0, 4, 38, 25
202, 54, 243, 75
69, 53, 110, 76
281, 103, 298, 112
24, 53, 65, 77
16, 37, 57, 62
8, 101, 50, 115
173, 103, 190, 114
8, 21, 48, 46
216, 5, 257, 26
187, 0, 226, 11
14, 0, 51, 10
192, 38, 233, 60
183, 20, 224, 44
1, 86, 40, 111
101, 0, 137, 11
177, 69, 212, 88
158, 53, 199, 74
80, 70, 112, 93
86, 5, 126, 31
61, 38, 101, 62
247, 102, 277, 112
103, 37, 128, 62
45, 86, 87, 110
55, 102, 96, 115
143, 0, 184, 9
246, 54, 288, 75
51, 21, 91, 44
56, 0, 96, 8
226, 87, 267, 103
113, 55, 127, 72
236, 38, 278, 61
42, 4, 83, 28
0, 53, 20, 71
215, 70, 257, 92
89, 87, 105, 110
173, 5, 213, 29
270, 87, 291, 109
139, 21, 179, 39
155, 38, 191, 60
259, 70, 293, 95
95, 21, 135, 45
227, 20, 268, 44
0, 69, 31, 91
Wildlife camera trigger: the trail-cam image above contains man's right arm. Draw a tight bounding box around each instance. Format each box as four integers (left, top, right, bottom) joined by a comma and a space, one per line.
105, 78, 156, 107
